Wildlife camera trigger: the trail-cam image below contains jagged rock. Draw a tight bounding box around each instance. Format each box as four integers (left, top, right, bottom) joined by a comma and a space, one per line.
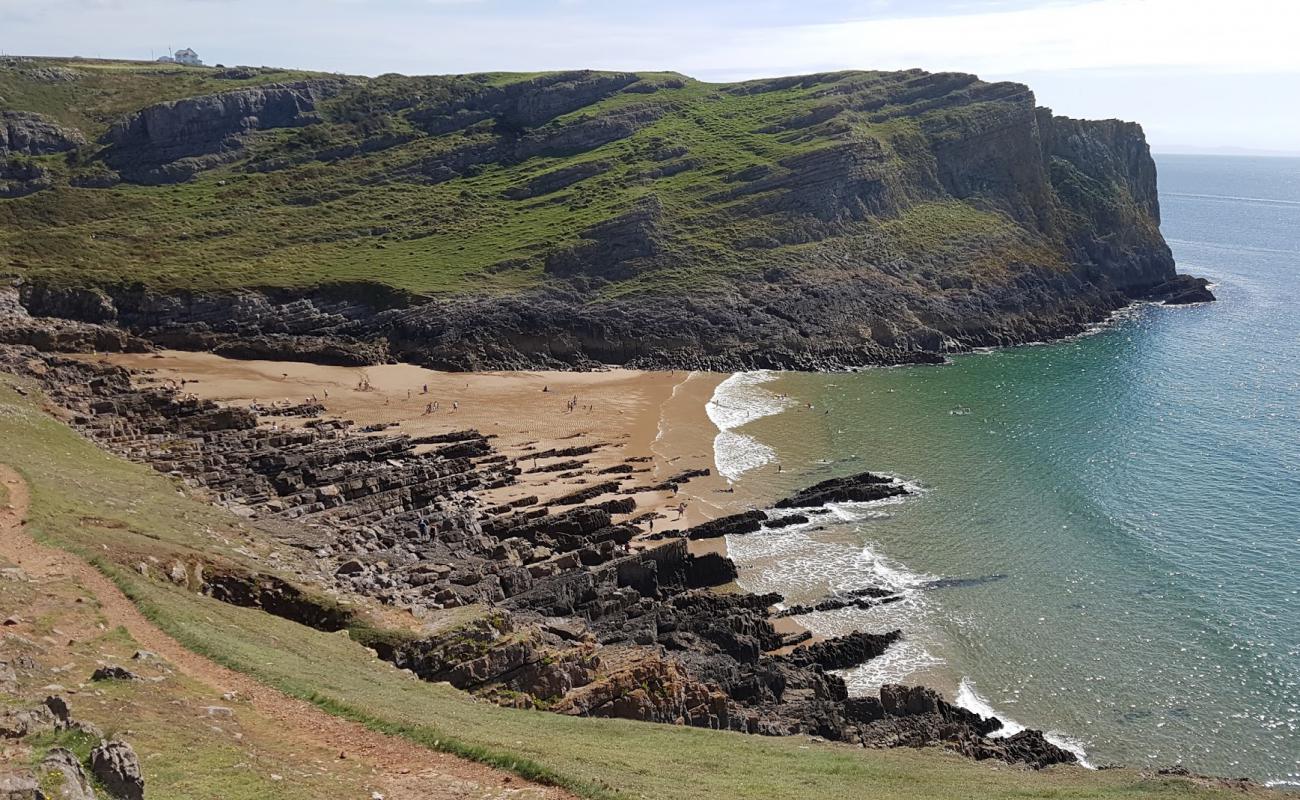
0, 772, 42, 799
0, 342, 1085, 769
776, 586, 900, 617
101, 80, 346, 184
40, 747, 97, 800
551, 655, 728, 728
89, 666, 139, 682
774, 472, 907, 509
1, 110, 85, 156
0, 696, 71, 740
1150, 275, 1216, 305
783, 631, 901, 670
90, 740, 143, 800
684, 510, 767, 540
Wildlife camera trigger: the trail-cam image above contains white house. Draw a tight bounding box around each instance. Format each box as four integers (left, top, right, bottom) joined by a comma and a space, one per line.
157, 48, 203, 66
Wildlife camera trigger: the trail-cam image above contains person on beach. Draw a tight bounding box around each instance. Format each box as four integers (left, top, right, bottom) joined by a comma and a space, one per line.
675, 502, 687, 520
422, 384, 428, 394
424, 403, 432, 415
417, 516, 429, 538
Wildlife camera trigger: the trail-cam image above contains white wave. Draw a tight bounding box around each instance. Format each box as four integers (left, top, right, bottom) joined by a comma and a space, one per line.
1264, 778, 1300, 788
705, 371, 790, 481
1164, 191, 1300, 208
956, 678, 1095, 769
839, 638, 943, 691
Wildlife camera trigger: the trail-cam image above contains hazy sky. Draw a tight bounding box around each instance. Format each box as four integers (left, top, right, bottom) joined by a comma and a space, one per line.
4, 0, 1298, 152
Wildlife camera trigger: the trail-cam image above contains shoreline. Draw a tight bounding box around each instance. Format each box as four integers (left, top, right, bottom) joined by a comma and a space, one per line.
88, 351, 828, 653
91, 351, 728, 534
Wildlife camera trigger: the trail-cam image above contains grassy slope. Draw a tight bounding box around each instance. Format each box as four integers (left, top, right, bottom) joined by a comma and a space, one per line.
0, 569, 385, 799
0, 374, 1270, 800
0, 59, 1045, 298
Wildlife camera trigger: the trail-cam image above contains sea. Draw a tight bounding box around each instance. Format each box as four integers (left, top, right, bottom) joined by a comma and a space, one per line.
706, 155, 1299, 783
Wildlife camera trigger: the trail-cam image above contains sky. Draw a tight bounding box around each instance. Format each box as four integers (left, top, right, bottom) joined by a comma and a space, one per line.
3, 0, 1299, 153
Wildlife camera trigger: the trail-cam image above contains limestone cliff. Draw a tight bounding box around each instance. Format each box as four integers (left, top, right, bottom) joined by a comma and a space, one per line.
0, 59, 1211, 368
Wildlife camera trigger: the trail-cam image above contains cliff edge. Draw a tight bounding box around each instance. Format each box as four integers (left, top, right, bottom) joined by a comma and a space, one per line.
0, 58, 1212, 368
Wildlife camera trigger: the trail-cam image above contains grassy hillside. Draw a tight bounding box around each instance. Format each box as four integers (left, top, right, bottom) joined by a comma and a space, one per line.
0, 372, 1271, 799
2, 57, 1115, 300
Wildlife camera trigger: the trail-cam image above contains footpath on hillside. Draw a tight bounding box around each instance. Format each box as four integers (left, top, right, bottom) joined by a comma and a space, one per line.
0, 462, 574, 800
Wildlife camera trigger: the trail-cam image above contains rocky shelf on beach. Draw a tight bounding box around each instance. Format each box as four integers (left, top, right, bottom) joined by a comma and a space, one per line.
0, 339, 1077, 769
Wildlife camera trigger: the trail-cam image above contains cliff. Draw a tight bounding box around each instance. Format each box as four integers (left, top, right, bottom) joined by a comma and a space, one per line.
0, 58, 1211, 368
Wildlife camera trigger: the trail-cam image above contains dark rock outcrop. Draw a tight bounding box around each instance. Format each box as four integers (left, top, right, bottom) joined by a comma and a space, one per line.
774, 472, 908, 509
0, 342, 1091, 770
684, 510, 768, 540
101, 80, 346, 183
90, 665, 140, 682
90, 740, 144, 800
1, 110, 86, 156
40, 748, 97, 800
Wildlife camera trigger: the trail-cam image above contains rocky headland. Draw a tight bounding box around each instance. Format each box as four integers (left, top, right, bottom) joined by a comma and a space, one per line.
2, 59, 1212, 371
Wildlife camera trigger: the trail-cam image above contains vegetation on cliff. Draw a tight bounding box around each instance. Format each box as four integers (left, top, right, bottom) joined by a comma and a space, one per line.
0, 56, 1203, 368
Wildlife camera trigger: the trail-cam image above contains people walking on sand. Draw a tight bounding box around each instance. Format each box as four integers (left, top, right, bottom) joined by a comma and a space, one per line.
542, 385, 549, 393
675, 501, 687, 520
424, 403, 432, 415
648, 517, 654, 532
452, 400, 459, 411
422, 384, 428, 394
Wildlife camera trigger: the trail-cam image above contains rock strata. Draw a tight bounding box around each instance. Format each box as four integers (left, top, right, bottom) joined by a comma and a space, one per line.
0, 340, 1076, 769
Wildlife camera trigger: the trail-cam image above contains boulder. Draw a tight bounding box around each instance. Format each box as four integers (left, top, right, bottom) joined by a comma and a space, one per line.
40, 747, 97, 800
89, 740, 144, 800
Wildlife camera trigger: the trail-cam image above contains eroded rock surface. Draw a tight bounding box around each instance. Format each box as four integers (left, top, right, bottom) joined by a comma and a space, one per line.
0, 342, 1075, 768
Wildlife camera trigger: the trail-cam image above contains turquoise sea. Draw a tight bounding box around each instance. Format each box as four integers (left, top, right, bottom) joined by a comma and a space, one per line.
712, 155, 1299, 783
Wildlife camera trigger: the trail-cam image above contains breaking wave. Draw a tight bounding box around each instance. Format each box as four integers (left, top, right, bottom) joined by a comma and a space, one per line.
956, 678, 1095, 768
706, 371, 790, 481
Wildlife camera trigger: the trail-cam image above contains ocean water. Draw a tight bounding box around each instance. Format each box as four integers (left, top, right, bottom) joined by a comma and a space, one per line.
712, 155, 1299, 782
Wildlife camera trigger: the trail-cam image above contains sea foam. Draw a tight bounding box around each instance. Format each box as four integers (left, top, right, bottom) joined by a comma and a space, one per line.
956, 678, 1095, 768
706, 371, 790, 481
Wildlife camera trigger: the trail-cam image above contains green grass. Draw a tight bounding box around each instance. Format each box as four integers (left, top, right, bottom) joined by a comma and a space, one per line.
0, 375, 1277, 799
0, 59, 1084, 300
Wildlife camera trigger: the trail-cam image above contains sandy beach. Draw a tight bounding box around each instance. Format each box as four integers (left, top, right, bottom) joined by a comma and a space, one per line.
87, 351, 739, 536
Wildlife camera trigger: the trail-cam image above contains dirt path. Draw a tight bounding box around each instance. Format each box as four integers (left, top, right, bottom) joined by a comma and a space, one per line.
0, 463, 576, 800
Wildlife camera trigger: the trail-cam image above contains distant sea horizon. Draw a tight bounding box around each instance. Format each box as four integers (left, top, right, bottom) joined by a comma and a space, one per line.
1153, 146, 1300, 159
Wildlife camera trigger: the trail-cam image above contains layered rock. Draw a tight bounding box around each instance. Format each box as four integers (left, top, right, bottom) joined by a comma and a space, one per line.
101, 79, 346, 183
3, 63, 1211, 370
0, 341, 1074, 768
1, 110, 86, 157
